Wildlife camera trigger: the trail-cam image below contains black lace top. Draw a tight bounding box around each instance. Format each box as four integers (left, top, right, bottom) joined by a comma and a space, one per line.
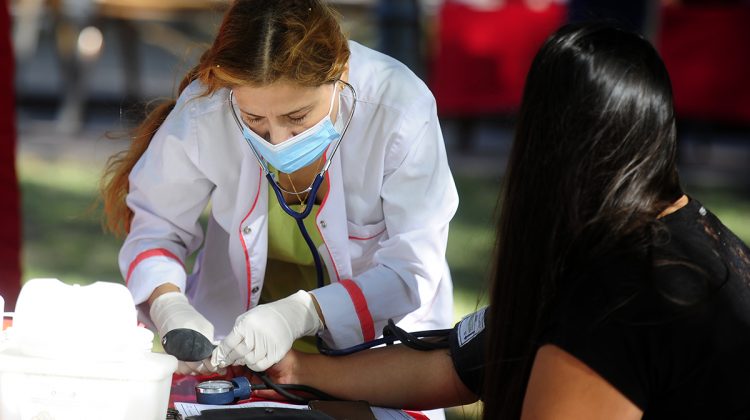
544, 197, 750, 419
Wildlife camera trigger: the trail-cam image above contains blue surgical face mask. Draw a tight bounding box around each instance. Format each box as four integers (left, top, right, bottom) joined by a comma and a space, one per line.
241, 84, 340, 174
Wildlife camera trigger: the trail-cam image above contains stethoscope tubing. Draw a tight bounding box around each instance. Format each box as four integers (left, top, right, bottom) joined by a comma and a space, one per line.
266, 171, 326, 289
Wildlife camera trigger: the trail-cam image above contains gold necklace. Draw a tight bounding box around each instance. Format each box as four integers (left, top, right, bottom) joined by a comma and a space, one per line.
285, 172, 306, 207
285, 156, 325, 207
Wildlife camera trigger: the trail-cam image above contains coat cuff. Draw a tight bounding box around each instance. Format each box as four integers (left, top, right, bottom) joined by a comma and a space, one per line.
310, 279, 375, 348
126, 249, 186, 306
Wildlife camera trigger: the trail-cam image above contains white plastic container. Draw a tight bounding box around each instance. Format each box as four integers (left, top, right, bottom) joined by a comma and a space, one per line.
0, 279, 177, 420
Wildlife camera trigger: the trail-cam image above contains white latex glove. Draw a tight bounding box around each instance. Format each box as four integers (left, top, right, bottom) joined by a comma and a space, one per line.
211, 290, 323, 372
149, 291, 220, 375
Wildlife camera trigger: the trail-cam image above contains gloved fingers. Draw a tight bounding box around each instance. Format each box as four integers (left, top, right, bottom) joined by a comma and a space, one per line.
210, 345, 225, 368
198, 358, 224, 374
192, 360, 212, 375
176, 360, 204, 375
212, 365, 228, 376
217, 338, 273, 372
205, 362, 227, 376
150, 292, 215, 340
226, 339, 261, 367
246, 354, 275, 373
211, 295, 308, 372
211, 331, 240, 367
212, 329, 252, 367
176, 358, 224, 376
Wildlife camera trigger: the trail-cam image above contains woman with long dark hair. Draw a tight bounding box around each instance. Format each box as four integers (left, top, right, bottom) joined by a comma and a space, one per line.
485, 22, 689, 418
262, 23, 750, 419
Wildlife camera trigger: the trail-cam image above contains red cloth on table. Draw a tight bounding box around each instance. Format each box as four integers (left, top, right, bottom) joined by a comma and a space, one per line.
429, 1, 567, 117
169, 369, 429, 419
0, 1, 21, 311
657, 4, 750, 124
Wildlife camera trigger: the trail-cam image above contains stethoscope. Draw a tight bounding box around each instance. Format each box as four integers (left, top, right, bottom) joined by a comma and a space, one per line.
228, 80, 357, 292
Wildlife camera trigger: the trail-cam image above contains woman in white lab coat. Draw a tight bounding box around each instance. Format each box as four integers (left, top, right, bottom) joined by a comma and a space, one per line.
101, 0, 458, 375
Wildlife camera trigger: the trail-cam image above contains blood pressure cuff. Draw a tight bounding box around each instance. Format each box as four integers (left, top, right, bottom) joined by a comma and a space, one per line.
449, 307, 488, 398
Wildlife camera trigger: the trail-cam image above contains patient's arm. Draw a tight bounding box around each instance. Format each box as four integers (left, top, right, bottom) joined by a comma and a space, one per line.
261, 345, 478, 410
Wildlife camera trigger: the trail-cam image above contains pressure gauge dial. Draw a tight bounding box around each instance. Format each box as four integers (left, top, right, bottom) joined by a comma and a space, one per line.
196, 380, 234, 395
195, 377, 251, 405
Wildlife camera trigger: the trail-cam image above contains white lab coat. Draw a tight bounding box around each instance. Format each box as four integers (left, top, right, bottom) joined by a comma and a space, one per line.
121, 41, 459, 349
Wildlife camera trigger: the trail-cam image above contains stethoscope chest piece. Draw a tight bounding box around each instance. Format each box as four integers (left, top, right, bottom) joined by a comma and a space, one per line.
195, 376, 252, 405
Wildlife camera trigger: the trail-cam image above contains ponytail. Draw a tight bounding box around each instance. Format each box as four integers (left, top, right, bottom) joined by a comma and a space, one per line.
99, 68, 199, 237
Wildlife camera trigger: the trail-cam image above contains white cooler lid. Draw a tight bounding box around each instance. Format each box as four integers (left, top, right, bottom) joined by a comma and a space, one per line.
10, 279, 156, 362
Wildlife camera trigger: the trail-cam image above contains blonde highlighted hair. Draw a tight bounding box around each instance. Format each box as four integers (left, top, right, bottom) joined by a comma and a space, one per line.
101, 0, 350, 237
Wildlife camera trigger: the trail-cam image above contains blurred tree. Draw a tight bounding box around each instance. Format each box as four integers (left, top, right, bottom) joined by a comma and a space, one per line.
0, 1, 21, 311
